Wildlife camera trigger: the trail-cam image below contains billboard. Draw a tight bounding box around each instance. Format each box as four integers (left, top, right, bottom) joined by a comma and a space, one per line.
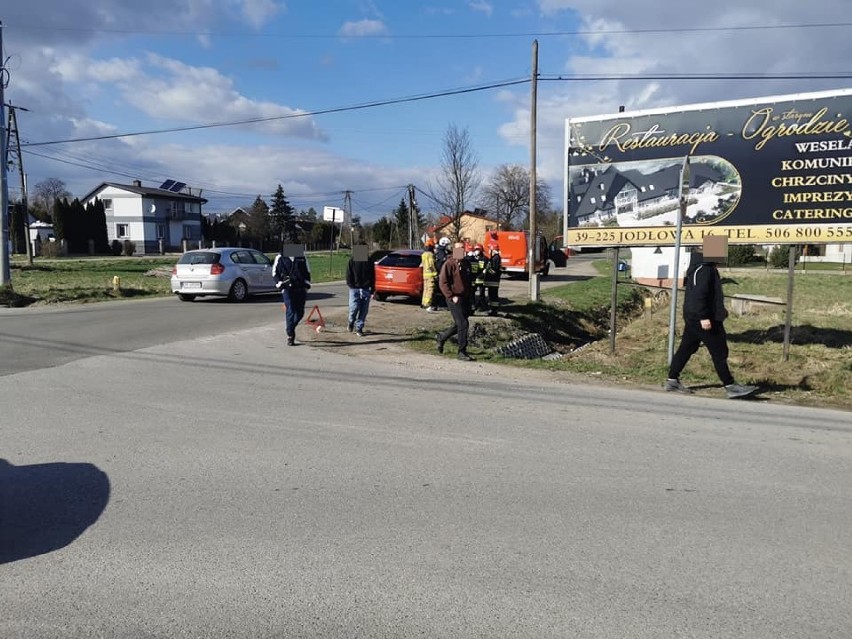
564, 88, 852, 246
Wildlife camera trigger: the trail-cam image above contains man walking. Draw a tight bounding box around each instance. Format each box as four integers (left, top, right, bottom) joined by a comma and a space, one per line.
665, 236, 757, 399
436, 242, 475, 361
273, 245, 312, 346
346, 244, 375, 337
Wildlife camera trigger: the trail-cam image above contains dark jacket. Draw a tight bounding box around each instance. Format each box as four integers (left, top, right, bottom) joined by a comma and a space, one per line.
434, 246, 450, 275
439, 256, 471, 299
346, 258, 375, 291
683, 260, 728, 322
273, 254, 311, 289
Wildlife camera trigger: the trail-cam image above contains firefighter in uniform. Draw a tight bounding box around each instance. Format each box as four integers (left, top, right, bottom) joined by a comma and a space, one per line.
484, 244, 502, 315
468, 243, 488, 313
420, 239, 438, 311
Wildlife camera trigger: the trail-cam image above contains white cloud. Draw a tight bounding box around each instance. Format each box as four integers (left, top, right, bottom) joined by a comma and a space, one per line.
338, 19, 389, 38
469, 1, 493, 16
493, 0, 852, 202
236, 0, 284, 28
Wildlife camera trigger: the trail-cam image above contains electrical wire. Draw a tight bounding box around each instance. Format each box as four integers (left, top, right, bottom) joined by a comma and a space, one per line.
22, 78, 530, 148
9, 21, 852, 40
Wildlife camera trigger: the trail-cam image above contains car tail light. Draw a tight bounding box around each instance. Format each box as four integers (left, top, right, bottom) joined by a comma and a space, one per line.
171, 266, 177, 275
210, 263, 225, 275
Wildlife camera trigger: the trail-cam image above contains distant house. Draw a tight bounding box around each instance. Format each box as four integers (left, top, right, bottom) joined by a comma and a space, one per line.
82, 179, 208, 255
429, 209, 502, 245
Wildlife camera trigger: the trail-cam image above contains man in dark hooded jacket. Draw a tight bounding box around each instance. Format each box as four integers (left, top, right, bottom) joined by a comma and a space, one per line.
665, 247, 757, 399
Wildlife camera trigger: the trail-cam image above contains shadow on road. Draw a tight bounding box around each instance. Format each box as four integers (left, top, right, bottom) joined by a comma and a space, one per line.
0, 459, 110, 564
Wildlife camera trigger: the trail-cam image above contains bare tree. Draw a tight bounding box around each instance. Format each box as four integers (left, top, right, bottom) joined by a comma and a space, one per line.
481, 164, 552, 230
429, 124, 481, 240
32, 177, 71, 220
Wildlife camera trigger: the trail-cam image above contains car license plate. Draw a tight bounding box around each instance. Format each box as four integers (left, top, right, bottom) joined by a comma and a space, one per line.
183, 282, 202, 289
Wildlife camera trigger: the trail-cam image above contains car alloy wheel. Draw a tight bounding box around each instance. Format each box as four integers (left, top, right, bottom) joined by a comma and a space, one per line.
229, 278, 248, 302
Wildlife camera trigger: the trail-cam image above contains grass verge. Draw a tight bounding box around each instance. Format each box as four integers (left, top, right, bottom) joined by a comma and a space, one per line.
4, 251, 350, 306
411, 263, 852, 409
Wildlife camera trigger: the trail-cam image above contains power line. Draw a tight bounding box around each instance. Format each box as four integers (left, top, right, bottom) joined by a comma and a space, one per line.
9, 21, 852, 39
22, 78, 530, 148
541, 72, 852, 81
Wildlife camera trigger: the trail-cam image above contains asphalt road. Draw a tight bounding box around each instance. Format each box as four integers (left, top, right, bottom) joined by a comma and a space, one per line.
0, 258, 595, 377
2, 256, 849, 638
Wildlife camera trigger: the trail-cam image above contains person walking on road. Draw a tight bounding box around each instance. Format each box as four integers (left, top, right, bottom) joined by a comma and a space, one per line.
273, 246, 312, 346
665, 237, 757, 399
436, 242, 475, 361
346, 244, 375, 337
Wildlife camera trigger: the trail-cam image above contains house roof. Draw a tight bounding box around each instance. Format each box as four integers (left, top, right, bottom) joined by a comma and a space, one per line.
571, 163, 724, 220
429, 210, 501, 233
82, 182, 208, 204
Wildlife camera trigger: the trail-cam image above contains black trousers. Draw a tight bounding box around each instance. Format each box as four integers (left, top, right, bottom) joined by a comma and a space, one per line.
668, 320, 734, 386
439, 297, 470, 353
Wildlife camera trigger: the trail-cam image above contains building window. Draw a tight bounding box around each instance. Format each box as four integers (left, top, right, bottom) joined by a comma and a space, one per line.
116, 224, 129, 238
157, 224, 166, 240
102, 198, 113, 210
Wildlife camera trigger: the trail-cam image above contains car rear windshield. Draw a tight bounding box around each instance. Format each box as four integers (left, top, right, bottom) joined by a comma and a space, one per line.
378, 253, 421, 268
177, 252, 220, 265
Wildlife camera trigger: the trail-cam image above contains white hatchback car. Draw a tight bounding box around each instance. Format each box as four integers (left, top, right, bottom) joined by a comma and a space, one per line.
170, 248, 278, 302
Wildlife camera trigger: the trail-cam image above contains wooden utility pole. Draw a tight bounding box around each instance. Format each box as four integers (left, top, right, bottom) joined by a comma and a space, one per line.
0, 21, 12, 287
8, 105, 33, 265
529, 39, 540, 302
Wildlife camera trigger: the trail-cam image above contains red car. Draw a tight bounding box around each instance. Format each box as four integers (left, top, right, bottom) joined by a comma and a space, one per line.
373, 249, 424, 302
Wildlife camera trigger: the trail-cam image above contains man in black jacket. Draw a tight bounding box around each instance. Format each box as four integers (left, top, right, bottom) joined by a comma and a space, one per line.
345, 244, 375, 337
666, 241, 757, 399
273, 246, 312, 346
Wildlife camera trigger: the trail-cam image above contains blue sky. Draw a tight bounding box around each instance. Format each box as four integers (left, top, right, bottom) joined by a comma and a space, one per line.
4, 1, 852, 222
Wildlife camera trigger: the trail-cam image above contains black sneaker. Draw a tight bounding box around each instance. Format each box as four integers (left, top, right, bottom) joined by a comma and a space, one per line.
457, 352, 475, 362
347, 322, 354, 333
435, 334, 444, 354
286, 336, 295, 346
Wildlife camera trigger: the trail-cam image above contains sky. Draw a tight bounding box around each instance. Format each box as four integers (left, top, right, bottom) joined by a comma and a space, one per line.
3, 1, 852, 223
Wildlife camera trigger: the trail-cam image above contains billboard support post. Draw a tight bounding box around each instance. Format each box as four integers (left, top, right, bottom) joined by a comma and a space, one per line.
609, 247, 619, 353
782, 245, 797, 361
667, 157, 690, 366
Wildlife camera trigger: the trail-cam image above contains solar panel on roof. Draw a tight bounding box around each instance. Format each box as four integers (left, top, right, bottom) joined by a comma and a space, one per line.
169, 182, 186, 193
160, 179, 176, 190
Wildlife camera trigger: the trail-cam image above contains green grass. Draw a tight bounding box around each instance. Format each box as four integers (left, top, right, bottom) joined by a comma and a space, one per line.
3, 250, 350, 306
410, 263, 852, 409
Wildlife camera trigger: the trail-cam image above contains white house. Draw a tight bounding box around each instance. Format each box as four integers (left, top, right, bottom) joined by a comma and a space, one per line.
82, 180, 207, 255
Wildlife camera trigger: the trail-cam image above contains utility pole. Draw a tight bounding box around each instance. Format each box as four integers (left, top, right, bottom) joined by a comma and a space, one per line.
407, 184, 417, 248
344, 190, 353, 247
1, 21, 12, 287
528, 39, 540, 302
7, 104, 33, 265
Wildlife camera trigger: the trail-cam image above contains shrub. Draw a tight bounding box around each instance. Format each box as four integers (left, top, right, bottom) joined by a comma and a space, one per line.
110, 240, 123, 256
41, 240, 62, 258
769, 244, 793, 268
122, 240, 136, 256
728, 244, 756, 267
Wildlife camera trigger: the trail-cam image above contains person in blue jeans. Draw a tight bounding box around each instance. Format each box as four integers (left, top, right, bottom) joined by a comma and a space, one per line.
345, 244, 375, 337
273, 247, 312, 346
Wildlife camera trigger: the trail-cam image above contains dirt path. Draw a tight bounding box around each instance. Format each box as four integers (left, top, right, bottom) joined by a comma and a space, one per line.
301, 259, 601, 375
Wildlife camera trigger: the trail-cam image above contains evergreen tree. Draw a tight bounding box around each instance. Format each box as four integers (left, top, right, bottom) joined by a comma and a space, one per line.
52, 198, 69, 244
10, 202, 27, 254
269, 184, 297, 243
87, 198, 110, 254
246, 196, 270, 250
